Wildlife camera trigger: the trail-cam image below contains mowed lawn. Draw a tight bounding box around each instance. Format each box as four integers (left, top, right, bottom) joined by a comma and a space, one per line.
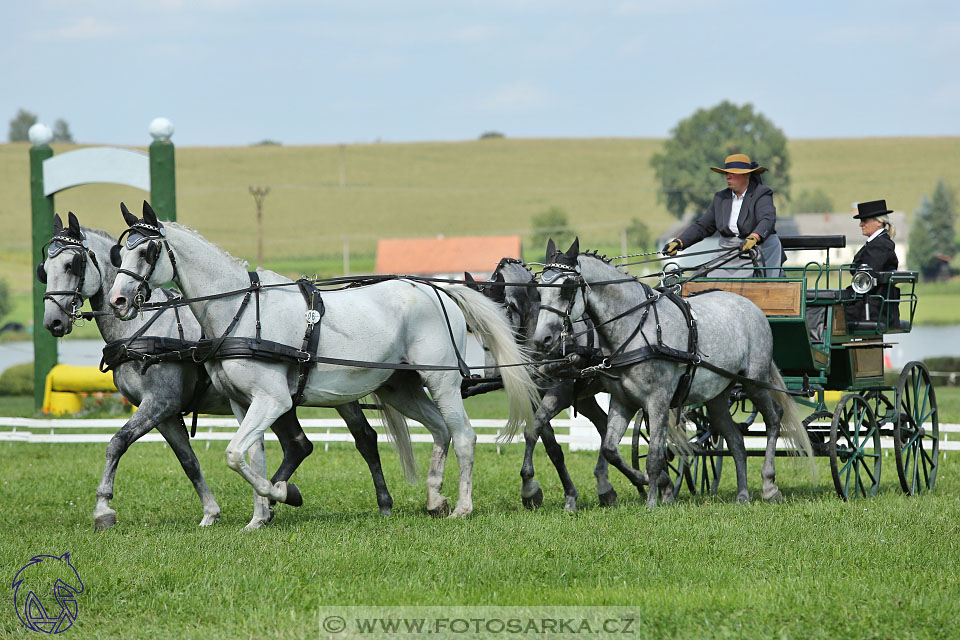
0, 437, 957, 639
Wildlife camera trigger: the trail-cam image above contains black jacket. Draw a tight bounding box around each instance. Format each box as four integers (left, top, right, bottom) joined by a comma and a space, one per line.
677, 181, 777, 248
846, 231, 900, 325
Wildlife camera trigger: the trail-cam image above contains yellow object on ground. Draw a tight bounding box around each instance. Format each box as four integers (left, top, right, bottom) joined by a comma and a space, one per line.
42, 364, 118, 415
823, 390, 843, 403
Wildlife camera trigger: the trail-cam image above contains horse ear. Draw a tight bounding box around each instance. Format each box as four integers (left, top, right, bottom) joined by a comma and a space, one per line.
545, 238, 556, 262
142, 200, 158, 225
120, 202, 138, 227
68, 211, 81, 236
463, 272, 481, 292
491, 271, 506, 303
52, 213, 63, 232
566, 237, 579, 257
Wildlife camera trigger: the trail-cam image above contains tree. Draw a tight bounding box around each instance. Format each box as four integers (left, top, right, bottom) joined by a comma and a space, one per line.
8, 109, 37, 142
650, 101, 791, 219
908, 180, 956, 279
52, 119, 74, 143
0, 278, 9, 319
626, 217, 651, 250
791, 188, 834, 214
531, 206, 575, 251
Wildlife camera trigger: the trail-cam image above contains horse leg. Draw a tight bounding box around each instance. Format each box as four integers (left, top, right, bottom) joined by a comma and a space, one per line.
155, 418, 221, 527
573, 394, 616, 507
599, 399, 649, 499
520, 384, 577, 510
705, 396, 750, 504
224, 394, 297, 516
422, 372, 476, 518
93, 400, 170, 531
229, 401, 276, 531
267, 408, 313, 489
751, 390, 784, 503
336, 401, 394, 516
375, 375, 451, 516
639, 398, 673, 508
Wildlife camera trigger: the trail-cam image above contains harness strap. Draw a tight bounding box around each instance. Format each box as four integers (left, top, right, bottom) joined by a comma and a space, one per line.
294, 278, 326, 405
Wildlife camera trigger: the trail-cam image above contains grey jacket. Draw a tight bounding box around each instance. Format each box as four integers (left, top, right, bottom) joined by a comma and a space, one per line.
677, 181, 777, 248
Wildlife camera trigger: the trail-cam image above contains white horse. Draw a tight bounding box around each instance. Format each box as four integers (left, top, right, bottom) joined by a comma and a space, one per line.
109, 202, 538, 519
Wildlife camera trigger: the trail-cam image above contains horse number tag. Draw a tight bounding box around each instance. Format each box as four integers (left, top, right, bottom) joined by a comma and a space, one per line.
305, 309, 321, 325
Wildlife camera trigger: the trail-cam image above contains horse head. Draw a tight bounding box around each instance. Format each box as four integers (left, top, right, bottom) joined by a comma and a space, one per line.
532, 238, 585, 353
109, 201, 175, 320
37, 212, 103, 337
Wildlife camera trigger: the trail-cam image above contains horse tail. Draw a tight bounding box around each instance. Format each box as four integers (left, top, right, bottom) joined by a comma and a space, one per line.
370, 393, 419, 483
439, 284, 539, 442
769, 364, 817, 477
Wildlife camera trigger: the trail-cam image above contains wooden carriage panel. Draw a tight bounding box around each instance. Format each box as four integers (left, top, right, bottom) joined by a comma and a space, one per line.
852, 343, 884, 378
682, 280, 803, 318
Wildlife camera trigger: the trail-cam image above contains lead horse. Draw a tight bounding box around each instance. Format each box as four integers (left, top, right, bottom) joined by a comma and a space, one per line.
109, 202, 538, 519
39, 212, 397, 530
532, 239, 813, 506
468, 259, 619, 511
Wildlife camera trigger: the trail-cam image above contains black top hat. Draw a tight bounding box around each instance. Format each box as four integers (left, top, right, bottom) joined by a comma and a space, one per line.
853, 199, 893, 220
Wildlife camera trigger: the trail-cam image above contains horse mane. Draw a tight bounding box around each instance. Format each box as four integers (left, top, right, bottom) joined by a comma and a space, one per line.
577, 249, 636, 280
495, 257, 535, 282
168, 222, 250, 270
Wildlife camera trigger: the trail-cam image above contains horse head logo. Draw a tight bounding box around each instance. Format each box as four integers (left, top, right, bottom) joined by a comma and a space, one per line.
11, 553, 84, 634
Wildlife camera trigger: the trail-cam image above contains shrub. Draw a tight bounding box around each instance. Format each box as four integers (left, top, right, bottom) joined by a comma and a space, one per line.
531, 206, 575, 252
479, 131, 504, 139
791, 188, 834, 214
0, 362, 33, 396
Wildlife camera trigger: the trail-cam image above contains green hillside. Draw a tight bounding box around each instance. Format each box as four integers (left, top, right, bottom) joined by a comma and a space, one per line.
2, 136, 959, 312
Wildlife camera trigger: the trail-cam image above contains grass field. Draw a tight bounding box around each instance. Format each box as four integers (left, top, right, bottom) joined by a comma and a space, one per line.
0, 439, 956, 639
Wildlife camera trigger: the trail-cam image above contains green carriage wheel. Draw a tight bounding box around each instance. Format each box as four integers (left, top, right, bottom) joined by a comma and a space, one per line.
680, 406, 724, 496
829, 394, 882, 500
630, 409, 690, 497
893, 362, 939, 495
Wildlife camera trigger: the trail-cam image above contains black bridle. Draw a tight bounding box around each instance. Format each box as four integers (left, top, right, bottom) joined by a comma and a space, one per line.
37, 233, 102, 325
111, 221, 179, 310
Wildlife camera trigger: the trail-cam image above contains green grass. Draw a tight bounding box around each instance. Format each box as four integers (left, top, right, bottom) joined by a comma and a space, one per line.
0, 440, 956, 639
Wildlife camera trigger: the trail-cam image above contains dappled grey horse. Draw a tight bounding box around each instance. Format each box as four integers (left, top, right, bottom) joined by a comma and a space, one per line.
109, 202, 538, 520
468, 259, 620, 512
532, 239, 813, 506
39, 212, 395, 531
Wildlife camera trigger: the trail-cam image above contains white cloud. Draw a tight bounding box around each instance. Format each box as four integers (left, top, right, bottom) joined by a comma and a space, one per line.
477, 81, 552, 113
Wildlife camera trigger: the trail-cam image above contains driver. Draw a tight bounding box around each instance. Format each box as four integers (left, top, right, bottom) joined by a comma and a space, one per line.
845, 199, 899, 326
661, 153, 784, 277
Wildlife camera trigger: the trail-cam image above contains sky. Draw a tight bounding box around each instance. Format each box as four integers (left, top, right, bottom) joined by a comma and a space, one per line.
4, 0, 960, 147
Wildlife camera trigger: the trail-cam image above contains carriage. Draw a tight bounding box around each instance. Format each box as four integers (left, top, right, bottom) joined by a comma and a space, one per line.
630, 234, 937, 501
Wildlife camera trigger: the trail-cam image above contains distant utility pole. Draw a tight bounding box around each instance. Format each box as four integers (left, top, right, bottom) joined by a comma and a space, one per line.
249, 185, 270, 267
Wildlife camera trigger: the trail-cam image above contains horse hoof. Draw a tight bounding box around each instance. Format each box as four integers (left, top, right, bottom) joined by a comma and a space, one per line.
379, 507, 392, 517
564, 496, 578, 513
763, 489, 783, 504
522, 488, 544, 510
598, 488, 618, 507
199, 511, 221, 527
448, 507, 472, 519
284, 483, 303, 507
94, 511, 117, 532
736, 494, 750, 505
427, 499, 451, 518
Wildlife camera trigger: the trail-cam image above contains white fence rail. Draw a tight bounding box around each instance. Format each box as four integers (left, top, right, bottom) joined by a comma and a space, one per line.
0, 417, 957, 452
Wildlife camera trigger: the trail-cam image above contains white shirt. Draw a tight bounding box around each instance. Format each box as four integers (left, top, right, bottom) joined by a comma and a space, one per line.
866, 227, 885, 243
728, 188, 747, 235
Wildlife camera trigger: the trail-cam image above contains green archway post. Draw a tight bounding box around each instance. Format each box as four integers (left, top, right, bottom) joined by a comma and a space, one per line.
29, 118, 176, 410
30, 142, 56, 409
149, 139, 177, 222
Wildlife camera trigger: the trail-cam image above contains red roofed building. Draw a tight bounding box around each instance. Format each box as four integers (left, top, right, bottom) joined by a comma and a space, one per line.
375, 235, 522, 278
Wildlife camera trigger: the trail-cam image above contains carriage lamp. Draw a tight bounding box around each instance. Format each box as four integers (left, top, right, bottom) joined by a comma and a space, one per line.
851, 267, 877, 295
